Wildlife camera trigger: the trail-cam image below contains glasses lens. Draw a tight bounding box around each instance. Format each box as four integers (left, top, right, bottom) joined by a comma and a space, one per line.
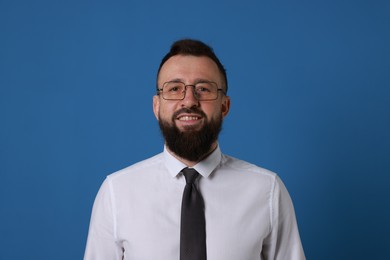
163, 82, 185, 100
195, 82, 218, 100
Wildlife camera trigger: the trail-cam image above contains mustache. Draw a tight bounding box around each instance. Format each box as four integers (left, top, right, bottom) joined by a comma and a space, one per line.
172, 107, 207, 119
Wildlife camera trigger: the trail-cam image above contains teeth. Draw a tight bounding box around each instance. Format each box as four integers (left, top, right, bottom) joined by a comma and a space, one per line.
179, 116, 199, 121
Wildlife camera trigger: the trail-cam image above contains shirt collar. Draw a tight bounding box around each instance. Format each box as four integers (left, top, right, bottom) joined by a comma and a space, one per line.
163, 145, 222, 178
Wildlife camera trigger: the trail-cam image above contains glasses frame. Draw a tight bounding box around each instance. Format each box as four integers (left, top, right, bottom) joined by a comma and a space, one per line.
157, 81, 226, 101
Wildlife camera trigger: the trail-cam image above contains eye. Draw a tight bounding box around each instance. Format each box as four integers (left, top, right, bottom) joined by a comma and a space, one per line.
196, 83, 212, 92
169, 86, 180, 92
165, 83, 184, 92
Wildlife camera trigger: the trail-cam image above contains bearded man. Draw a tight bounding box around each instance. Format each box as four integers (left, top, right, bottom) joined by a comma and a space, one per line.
84, 39, 305, 260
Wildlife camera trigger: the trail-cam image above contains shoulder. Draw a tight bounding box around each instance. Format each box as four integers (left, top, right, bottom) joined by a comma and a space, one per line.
219, 154, 292, 204
215, 154, 281, 191
221, 154, 277, 179
106, 152, 164, 182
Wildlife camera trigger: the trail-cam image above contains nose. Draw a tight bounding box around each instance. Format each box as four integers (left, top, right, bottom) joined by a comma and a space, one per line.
181, 85, 199, 107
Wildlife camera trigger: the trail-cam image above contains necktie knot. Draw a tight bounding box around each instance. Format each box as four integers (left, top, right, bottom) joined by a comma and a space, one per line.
182, 168, 199, 185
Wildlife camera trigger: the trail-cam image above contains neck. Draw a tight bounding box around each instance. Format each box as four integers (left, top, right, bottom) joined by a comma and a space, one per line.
167, 142, 218, 167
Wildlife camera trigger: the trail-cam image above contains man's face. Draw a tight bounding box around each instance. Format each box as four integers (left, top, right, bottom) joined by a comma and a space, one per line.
153, 55, 230, 161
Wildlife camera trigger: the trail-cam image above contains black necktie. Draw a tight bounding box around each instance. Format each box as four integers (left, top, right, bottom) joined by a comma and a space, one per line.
180, 167, 207, 260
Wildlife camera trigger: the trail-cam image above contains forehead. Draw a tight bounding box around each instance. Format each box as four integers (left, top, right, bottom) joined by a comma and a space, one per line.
158, 55, 222, 85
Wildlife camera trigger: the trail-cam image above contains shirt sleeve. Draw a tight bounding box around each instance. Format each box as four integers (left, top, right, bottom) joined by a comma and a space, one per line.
261, 176, 306, 260
84, 177, 123, 260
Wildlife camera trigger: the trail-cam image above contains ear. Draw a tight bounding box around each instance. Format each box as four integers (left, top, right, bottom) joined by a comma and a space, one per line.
153, 95, 160, 121
221, 95, 230, 119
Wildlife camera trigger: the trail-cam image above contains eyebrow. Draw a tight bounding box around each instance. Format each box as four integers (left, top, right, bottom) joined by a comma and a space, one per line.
166, 78, 215, 84
167, 78, 185, 83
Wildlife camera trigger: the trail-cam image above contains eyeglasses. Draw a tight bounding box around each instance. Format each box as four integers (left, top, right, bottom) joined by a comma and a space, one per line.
157, 81, 225, 101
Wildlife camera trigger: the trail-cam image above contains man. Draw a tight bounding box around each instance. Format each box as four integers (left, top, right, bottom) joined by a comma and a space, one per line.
84, 39, 305, 259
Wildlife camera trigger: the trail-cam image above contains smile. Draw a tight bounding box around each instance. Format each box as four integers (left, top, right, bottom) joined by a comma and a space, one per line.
177, 115, 201, 121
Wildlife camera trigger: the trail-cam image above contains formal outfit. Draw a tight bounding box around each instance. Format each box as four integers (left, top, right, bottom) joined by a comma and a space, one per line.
84, 145, 305, 260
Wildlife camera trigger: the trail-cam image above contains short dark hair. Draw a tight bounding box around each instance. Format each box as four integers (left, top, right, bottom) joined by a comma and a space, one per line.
157, 39, 228, 93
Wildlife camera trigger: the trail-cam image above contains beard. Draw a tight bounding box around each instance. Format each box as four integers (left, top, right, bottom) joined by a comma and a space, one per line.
158, 107, 222, 162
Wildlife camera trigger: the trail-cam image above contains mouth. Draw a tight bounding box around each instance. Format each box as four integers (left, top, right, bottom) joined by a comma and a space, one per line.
175, 113, 204, 130
172, 108, 206, 130
177, 115, 202, 121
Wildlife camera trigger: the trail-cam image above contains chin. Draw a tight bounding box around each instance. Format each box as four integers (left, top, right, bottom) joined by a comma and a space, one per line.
178, 124, 203, 133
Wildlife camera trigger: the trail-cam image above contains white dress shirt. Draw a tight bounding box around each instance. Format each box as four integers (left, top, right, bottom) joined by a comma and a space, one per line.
84, 146, 305, 260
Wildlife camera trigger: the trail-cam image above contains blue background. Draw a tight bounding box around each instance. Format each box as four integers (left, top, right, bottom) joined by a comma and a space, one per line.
1, 0, 389, 259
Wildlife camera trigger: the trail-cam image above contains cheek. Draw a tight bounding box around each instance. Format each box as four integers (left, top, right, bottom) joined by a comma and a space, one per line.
204, 104, 222, 118
158, 104, 175, 120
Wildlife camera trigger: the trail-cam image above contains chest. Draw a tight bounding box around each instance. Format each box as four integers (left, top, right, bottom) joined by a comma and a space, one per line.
115, 181, 271, 260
